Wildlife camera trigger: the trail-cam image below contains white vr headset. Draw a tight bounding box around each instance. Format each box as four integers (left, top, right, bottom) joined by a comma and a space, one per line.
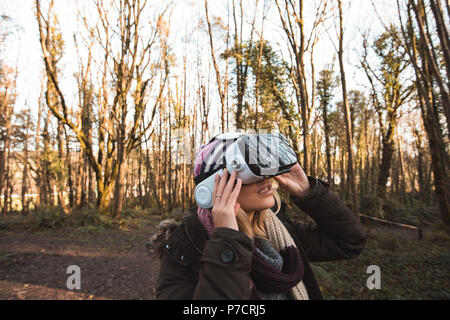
194, 132, 298, 209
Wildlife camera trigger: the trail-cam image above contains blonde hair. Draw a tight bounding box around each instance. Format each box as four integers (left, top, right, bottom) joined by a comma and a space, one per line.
236, 187, 281, 240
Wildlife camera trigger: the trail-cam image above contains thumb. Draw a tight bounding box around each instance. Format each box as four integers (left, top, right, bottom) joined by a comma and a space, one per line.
234, 202, 241, 215
274, 175, 286, 185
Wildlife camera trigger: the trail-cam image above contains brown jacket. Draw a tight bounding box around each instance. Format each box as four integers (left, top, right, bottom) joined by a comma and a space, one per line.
155, 177, 366, 300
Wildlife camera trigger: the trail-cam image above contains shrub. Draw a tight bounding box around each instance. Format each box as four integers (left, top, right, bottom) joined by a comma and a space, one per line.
382, 197, 438, 227
360, 194, 384, 218
33, 207, 70, 229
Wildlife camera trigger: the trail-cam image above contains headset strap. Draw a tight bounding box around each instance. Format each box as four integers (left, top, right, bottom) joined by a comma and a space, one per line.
194, 165, 226, 185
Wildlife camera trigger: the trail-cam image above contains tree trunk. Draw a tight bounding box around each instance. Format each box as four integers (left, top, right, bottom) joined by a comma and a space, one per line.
97, 178, 114, 213
1, 110, 11, 214
400, 0, 450, 225
420, 93, 450, 225
2, 145, 10, 215
113, 141, 126, 217
205, 0, 226, 133
322, 102, 332, 185
397, 133, 407, 203
376, 117, 397, 199
21, 111, 31, 215
75, 152, 83, 208
339, 146, 346, 200
64, 128, 74, 208
414, 129, 426, 201
411, 0, 450, 141
337, 0, 358, 217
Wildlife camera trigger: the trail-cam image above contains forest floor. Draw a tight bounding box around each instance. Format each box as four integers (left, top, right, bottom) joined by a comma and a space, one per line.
312, 221, 450, 299
0, 215, 161, 300
0, 210, 449, 300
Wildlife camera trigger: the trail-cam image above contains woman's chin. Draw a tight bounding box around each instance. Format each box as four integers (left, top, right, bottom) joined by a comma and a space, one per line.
253, 195, 275, 211
266, 197, 276, 209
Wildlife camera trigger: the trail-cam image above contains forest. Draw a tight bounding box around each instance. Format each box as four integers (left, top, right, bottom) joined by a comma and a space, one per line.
0, 0, 449, 300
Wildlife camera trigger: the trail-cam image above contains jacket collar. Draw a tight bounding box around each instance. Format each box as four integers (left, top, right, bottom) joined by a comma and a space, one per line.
182, 207, 208, 255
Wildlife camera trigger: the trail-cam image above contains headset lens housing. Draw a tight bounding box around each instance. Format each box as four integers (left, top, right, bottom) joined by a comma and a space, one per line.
238, 133, 297, 177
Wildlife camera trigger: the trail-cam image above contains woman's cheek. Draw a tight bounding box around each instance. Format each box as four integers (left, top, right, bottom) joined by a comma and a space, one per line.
236, 186, 255, 210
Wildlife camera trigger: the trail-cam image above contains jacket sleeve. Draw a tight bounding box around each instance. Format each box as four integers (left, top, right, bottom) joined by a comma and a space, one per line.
156, 252, 198, 299
156, 227, 253, 300
288, 176, 367, 262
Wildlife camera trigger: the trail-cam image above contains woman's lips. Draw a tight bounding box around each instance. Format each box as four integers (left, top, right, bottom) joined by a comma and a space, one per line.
258, 183, 273, 195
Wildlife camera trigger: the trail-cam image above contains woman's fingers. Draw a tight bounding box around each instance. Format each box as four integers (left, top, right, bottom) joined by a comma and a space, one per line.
219, 170, 237, 204
212, 173, 220, 206
273, 163, 310, 198
234, 202, 241, 215
215, 169, 229, 198
274, 175, 286, 186
228, 178, 242, 205
211, 172, 241, 231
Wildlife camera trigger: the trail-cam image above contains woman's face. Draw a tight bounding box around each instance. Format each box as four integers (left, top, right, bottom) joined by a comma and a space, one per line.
237, 178, 275, 213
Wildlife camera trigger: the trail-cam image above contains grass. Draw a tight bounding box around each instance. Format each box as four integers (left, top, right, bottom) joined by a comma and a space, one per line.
311, 222, 450, 299
284, 194, 450, 299
0, 205, 153, 234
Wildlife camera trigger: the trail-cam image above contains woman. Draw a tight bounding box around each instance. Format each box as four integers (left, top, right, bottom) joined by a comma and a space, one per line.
154, 136, 366, 300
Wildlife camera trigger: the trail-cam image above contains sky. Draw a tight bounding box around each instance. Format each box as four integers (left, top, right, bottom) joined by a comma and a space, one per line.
1, 0, 399, 123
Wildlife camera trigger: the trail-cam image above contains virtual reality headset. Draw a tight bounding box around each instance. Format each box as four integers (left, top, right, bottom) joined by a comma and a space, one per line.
194, 132, 298, 209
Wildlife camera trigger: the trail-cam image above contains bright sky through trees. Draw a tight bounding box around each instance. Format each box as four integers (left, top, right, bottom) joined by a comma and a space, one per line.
2, 0, 397, 119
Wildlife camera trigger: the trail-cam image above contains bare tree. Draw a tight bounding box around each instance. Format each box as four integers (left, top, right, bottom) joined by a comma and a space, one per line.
316, 65, 338, 185
274, 0, 328, 173
361, 27, 414, 199
398, 0, 449, 225
205, 0, 226, 133
0, 63, 17, 214
336, 0, 357, 216
36, 0, 171, 215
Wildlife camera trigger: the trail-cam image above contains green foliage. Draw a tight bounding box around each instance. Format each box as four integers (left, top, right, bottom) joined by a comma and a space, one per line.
120, 206, 148, 218
381, 196, 438, 227
33, 206, 70, 229
29, 206, 110, 229
373, 26, 407, 91
359, 193, 438, 227
360, 193, 385, 218
0, 206, 156, 232
42, 148, 68, 183
313, 223, 450, 299
224, 39, 296, 133
316, 66, 338, 110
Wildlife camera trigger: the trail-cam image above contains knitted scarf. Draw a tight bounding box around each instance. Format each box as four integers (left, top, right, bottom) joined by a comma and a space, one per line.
197, 209, 310, 300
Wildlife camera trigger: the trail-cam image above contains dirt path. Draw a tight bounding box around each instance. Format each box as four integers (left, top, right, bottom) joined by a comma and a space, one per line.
0, 217, 161, 300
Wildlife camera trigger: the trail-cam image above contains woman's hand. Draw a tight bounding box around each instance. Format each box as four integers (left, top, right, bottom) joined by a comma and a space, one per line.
274, 163, 311, 199
211, 169, 242, 231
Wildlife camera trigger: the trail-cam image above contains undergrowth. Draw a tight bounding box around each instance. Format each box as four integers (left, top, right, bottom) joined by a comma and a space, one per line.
311, 223, 450, 299
0, 206, 149, 232
287, 193, 449, 299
